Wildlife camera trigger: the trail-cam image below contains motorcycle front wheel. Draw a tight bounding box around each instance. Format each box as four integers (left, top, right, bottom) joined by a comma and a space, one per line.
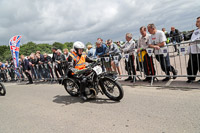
0, 82, 6, 96
100, 78, 124, 101
63, 78, 79, 97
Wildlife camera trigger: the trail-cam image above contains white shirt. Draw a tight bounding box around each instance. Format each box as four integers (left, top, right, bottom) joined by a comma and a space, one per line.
64, 53, 70, 59
189, 28, 200, 54
120, 39, 136, 54
138, 34, 150, 49
149, 30, 167, 55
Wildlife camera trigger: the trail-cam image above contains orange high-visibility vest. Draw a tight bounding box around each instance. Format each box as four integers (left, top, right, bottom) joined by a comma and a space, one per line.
70, 52, 87, 70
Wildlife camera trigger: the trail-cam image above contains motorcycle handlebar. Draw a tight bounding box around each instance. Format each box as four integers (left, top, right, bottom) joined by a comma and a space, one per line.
87, 59, 101, 68
73, 60, 101, 75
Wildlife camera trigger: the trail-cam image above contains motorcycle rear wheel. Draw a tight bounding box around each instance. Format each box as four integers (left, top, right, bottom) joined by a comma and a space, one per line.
0, 82, 6, 96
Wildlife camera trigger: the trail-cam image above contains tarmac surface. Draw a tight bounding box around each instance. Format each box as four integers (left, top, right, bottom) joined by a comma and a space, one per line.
0, 82, 200, 133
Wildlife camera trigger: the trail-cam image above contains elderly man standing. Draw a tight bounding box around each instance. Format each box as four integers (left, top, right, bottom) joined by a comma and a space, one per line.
95, 39, 107, 58
186, 16, 200, 83
55, 49, 65, 78
21, 55, 33, 84
95, 39, 108, 71
87, 45, 96, 59
148, 24, 177, 81
43, 53, 52, 81
170, 26, 181, 53
106, 39, 122, 75
117, 33, 137, 82
137, 26, 156, 82
35, 53, 45, 81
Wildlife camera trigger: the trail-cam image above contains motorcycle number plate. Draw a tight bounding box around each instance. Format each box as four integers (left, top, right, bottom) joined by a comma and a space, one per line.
93, 66, 102, 75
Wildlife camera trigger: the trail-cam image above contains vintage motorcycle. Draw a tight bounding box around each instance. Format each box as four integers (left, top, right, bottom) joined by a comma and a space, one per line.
0, 82, 6, 96
62, 60, 124, 101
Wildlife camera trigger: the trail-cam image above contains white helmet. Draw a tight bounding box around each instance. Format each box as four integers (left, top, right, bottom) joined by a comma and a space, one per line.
73, 41, 85, 50
73, 41, 85, 55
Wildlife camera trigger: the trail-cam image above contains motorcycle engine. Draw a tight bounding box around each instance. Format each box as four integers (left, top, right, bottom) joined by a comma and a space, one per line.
85, 87, 91, 95
84, 73, 98, 98
85, 82, 97, 98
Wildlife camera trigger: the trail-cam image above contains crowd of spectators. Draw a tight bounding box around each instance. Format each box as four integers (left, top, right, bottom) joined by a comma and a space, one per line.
1, 17, 200, 84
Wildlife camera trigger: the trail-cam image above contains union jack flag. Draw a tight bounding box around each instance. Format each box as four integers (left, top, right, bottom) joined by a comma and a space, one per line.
9, 35, 22, 68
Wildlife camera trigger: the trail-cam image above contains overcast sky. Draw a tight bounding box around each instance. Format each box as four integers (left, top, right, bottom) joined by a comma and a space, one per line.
0, 0, 199, 46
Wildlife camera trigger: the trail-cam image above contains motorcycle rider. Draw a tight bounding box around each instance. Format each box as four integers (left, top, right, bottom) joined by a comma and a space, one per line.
69, 41, 96, 101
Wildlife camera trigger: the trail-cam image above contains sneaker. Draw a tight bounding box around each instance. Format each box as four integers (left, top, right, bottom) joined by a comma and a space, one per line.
186, 80, 194, 83
58, 80, 62, 84
172, 69, 178, 79
130, 78, 137, 83
26, 82, 33, 84
124, 77, 132, 81
148, 77, 155, 83
143, 78, 150, 82
162, 77, 170, 82
10, 79, 15, 82
81, 95, 87, 101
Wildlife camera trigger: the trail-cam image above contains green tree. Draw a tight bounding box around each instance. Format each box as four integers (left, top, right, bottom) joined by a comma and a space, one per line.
52, 42, 64, 50
0, 41, 77, 62
36, 43, 52, 54
63, 42, 73, 50
3, 50, 12, 62
20, 42, 37, 56
0, 45, 10, 62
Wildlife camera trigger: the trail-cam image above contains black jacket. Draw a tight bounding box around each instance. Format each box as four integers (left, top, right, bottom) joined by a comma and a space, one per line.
22, 59, 31, 71
44, 56, 52, 64
36, 56, 45, 64
30, 58, 37, 65
52, 52, 57, 62
170, 29, 181, 43
55, 54, 65, 62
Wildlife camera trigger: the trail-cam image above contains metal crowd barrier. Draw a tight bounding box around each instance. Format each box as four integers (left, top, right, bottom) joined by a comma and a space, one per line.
93, 40, 200, 85
1, 40, 199, 85
149, 40, 200, 84
0, 67, 25, 82
114, 40, 200, 85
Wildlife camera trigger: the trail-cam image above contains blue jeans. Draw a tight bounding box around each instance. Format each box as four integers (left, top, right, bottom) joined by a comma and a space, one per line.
155, 54, 175, 76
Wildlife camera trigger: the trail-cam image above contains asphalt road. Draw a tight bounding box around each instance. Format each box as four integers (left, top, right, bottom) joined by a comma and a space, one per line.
0, 82, 200, 133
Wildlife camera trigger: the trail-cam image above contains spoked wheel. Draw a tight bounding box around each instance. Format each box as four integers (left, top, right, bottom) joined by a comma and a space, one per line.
0, 82, 6, 96
63, 78, 79, 97
100, 78, 124, 101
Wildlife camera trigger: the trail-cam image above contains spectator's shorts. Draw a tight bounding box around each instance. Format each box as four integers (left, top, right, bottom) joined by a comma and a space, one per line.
112, 54, 122, 67
103, 56, 111, 69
